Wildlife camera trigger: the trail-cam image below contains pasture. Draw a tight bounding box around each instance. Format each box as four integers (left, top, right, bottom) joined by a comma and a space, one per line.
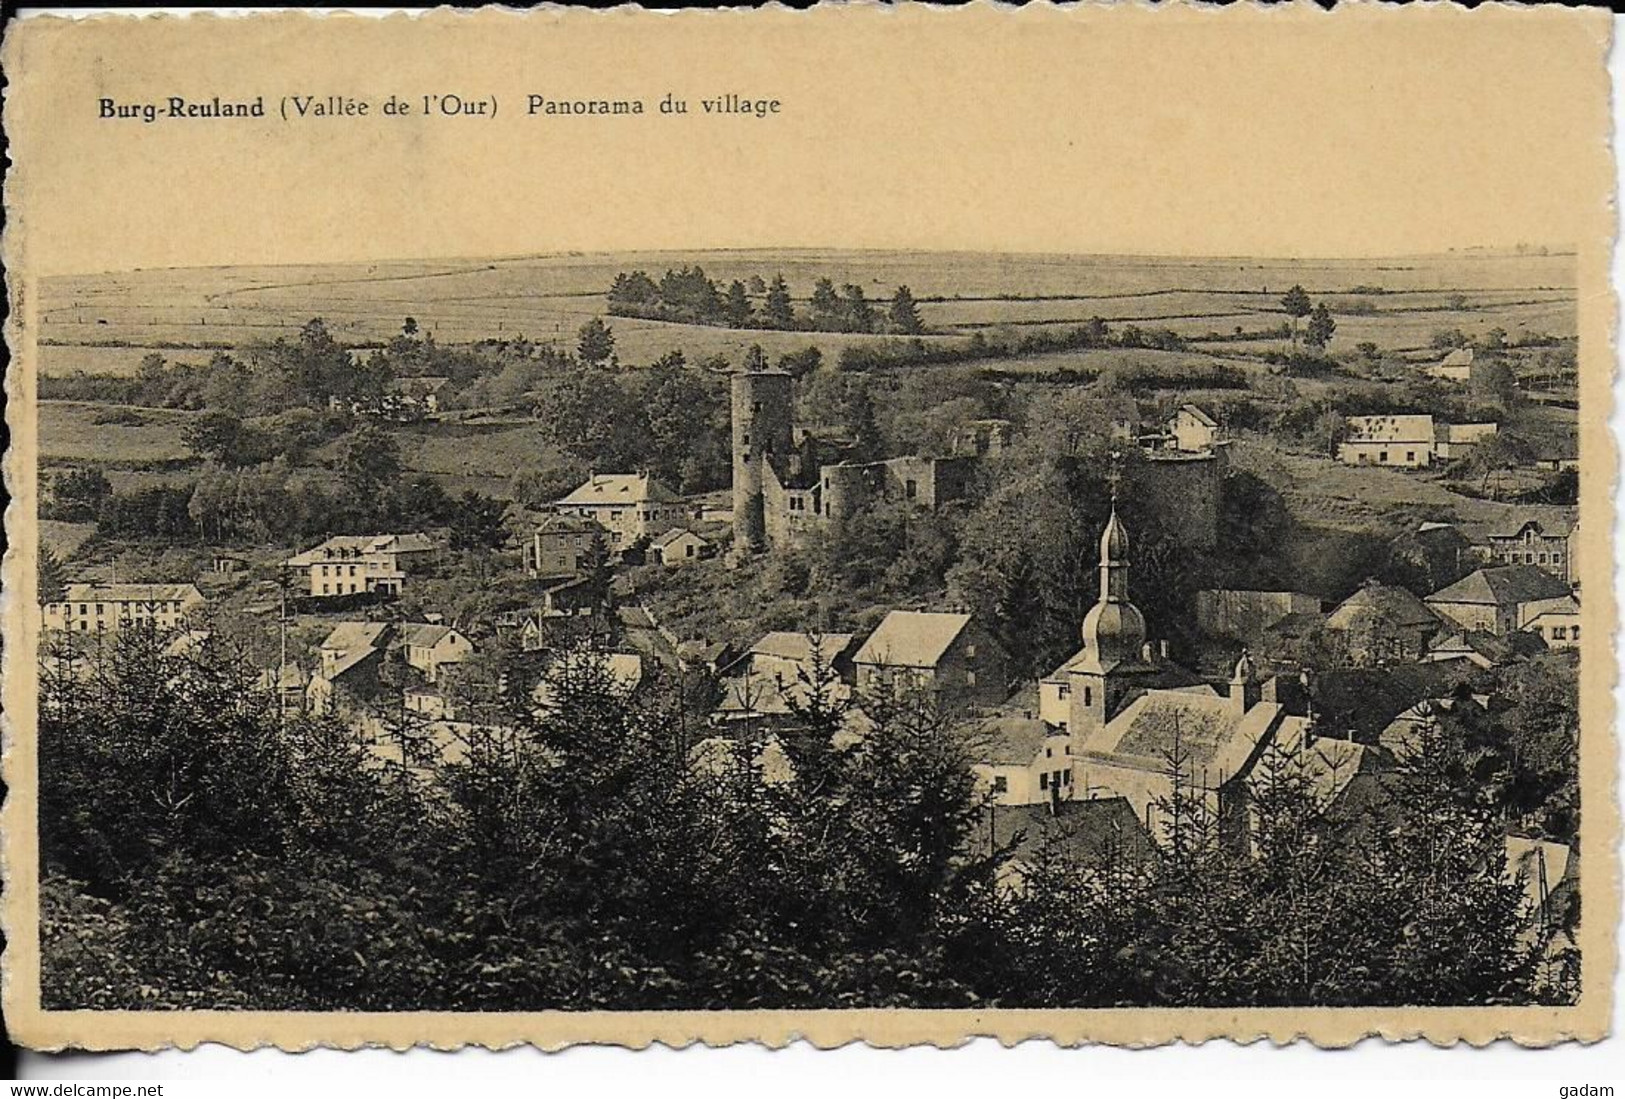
38, 248, 1577, 374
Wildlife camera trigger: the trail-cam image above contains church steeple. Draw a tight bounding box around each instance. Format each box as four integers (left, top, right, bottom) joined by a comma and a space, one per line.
1078, 453, 1146, 673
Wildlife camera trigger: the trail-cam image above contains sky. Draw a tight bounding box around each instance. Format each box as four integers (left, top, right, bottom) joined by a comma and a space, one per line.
5, 7, 1612, 275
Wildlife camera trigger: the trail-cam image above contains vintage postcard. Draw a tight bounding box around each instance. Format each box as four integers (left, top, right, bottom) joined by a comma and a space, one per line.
1, 5, 1616, 1051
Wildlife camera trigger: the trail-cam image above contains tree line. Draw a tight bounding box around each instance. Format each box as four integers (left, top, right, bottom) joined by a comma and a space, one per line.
607, 267, 927, 335
38, 625, 1572, 1011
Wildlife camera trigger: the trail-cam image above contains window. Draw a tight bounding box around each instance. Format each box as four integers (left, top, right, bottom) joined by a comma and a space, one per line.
905, 479, 918, 499
1083, 686, 1093, 707
1554, 553, 1564, 565
965, 670, 976, 687
1553, 626, 1568, 641
1379, 451, 1389, 463
1062, 771, 1072, 786
1058, 683, 1071, 700
1045, 747, 1052, 758
742, 432, 751, 447
79, 604, 87, 616
321, 565, 329, 577
1538, 553, 1548, 564
991, 776, 1008, 794
1573, 625, 1581, 640
322, 583, 330, 594
349, 565, 357, 577
1040, 773, 1049, 790
96, 604, 104, 616
966, 644, 976, 659
1406, 451, 1416, 463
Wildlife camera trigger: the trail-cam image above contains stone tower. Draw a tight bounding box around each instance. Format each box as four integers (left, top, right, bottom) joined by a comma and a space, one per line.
731, 370, 794, 554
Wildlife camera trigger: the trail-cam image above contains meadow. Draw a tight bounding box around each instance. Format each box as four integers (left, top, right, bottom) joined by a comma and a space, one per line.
38, 248, 1577, 374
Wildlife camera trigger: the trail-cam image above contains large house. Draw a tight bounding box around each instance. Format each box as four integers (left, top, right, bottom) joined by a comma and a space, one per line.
285, 533, 437, 598
554, 473, 685, 550
1484, 517, 1578, 584
1425, 565, 1573, 636
853, 610, 1009, 711
1337, 415, 1436, 468
43, 582, 205, 635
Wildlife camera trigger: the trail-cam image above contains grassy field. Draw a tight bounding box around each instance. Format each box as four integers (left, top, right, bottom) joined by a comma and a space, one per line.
39, 402, 200, 464
39, 248, 1577, 374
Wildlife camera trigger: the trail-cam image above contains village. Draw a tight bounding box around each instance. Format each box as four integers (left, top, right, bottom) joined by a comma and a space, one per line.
39, 324, 1581, 972
32, 251, 1586, 1010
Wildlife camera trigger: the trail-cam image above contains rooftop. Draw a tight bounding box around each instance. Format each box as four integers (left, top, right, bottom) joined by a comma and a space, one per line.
1326, 580, 1440, 631
854, 611, 973, 669
1426, 565, 1572, 608
59, 582, 203, 604
556, 473, 679, 507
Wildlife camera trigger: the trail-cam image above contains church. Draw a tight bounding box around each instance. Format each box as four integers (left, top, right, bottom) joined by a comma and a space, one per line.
1036, 493, 1313, 846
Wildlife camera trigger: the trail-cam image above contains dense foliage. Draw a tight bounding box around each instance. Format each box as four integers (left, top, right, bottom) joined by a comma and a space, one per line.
41, 628, 1570, 1010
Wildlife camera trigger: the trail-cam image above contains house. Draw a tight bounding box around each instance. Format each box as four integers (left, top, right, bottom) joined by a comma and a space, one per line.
396, 623, 475, 683
307, 631, 388, 716
1425, 565, 1573, 636
689, 734, 798, 788
1433, 421, 1499, 462
853, 610, 1009, 711
677, 639, 740, 675
553, 473, 685, 549
980, 797, 1158, 893
284, 533, 437, 598
404, 685, 454, 720
1520, 594, 1581, 650
1194, 590, 1322, 642
1483, 517, 1578, 583
968, 714, 1075, 806
43, 582, 205, 635
526, 514, 602, 581
1167, 404, 1219, 453
1322, 580, 1443, 665
1426, 346, 1474, 383
715, 632, 859, 722
1337, 415, 1435, 467
650, 528, 710, 567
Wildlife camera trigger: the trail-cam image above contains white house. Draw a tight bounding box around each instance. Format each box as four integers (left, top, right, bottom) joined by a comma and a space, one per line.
1520, 594, 1581, 650
553, 473, 685, 550
969, 714, 1075, 806
285, 533, 437, 598
650, 528, 710, 567
43, 582, 205, 635
1337, 415, 1436, 468
1167, 404, 1219, 453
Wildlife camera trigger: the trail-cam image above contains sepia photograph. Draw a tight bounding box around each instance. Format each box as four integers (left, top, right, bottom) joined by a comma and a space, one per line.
1, 4, 1615, 1055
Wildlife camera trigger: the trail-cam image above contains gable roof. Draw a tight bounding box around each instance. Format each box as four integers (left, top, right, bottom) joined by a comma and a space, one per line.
1426, 565, 1572, 608
651, 527, 707, 549
855, 611, 974, 669
1521, 594, 1581, 623
1085, 689, 1280, 779
969, 714, 1062, 766
60, 582, 204, 606
1344, 414, 1435, 444
535, 514, 602, 535
1440, 347, 1475, 368
747, 631, 857, 666
397, 623, 457, 648
556, 473, 679, 507
286, 533, 434, 566
1178, 403, 1218, 427
320, 621, 390, 654
1325, 581, 1440, 631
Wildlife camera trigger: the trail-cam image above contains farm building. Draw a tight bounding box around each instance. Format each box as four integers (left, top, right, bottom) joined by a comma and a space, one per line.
1337, 415, 1436, 468
650, 528, 711, 566
1323, 580, 1442, 665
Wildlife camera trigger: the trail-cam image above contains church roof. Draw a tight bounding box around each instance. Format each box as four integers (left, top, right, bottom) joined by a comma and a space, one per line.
1083, 689, 1281, 781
